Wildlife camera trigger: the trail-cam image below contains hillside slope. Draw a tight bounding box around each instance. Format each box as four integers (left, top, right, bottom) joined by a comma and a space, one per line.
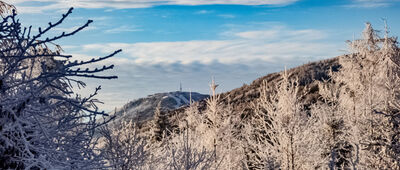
158, 57, 340, 128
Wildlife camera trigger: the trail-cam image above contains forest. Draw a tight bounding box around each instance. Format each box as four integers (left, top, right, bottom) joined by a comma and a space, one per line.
1, 1, 400, 169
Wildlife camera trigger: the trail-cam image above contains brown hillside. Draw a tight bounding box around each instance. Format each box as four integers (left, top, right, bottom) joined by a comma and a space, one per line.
154, 57, 341, 130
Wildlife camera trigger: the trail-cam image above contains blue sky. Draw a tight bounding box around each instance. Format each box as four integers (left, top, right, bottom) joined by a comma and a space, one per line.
5, 0, 400, 111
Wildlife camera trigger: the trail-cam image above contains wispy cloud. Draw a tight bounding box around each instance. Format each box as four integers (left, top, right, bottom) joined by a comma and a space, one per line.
345, 0, 398, 8
91, 16, 111, 21
195, 10, 214, 14
4, 0, 299, 13
235, 27, 326, 41
104, 25, 143, 34
53, 26, 97, 33
218, 14, 236, 19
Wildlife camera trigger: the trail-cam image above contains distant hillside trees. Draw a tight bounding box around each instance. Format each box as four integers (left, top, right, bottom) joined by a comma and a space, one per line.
0, 3, 120, 169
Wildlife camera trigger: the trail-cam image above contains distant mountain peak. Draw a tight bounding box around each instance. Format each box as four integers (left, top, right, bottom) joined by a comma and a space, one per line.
112, 91, 208, 123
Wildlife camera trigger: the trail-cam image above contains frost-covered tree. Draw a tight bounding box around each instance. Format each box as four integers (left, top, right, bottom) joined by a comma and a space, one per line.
161, 119, 218, 170
329, 22, 400, 169
0, 4, 120, 169
376, 28, 400, 168
188, 78, 245, 169
245, 70, 323, 169
215, 100, 246, 170
312, 76, 354, 169
100, 120, 148, 170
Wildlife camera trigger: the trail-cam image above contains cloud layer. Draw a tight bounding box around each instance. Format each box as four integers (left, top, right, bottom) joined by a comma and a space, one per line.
80, 26, 338, 65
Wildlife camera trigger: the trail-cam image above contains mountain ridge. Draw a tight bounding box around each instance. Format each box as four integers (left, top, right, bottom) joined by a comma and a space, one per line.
112, 91, 208, 123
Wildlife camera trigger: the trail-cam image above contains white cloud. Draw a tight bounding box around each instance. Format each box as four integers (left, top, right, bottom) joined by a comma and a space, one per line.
104, 25, 143, 34
3, 0, 299, 13
80, 26, 339, 65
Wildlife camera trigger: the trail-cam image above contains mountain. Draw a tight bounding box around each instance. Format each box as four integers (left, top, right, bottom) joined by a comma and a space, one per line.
112, 91, 208, 123
111, 57, 340, 133
156, 57, 340, 129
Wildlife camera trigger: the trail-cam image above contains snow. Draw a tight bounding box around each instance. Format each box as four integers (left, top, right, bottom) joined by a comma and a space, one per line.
168, 94, 183, 109
178, 94, 190, 104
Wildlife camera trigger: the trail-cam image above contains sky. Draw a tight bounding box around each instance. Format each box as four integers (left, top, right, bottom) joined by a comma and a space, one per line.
4, 0, 400, 111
